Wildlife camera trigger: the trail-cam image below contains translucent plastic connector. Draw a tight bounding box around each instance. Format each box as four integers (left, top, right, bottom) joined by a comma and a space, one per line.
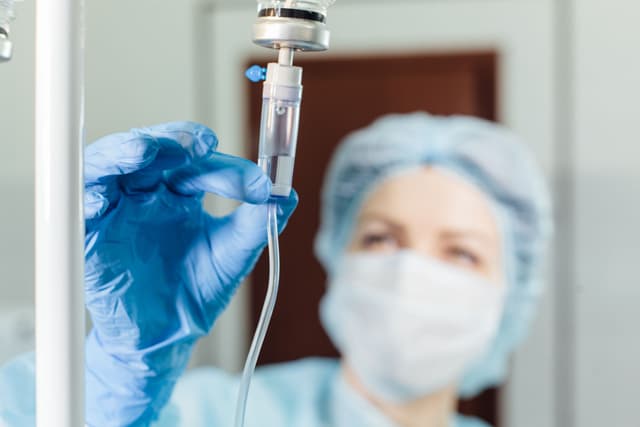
257, 62, 302, 198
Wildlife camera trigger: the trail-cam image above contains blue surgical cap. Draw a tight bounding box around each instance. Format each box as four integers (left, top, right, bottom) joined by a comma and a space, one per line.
314, 112, 553, 397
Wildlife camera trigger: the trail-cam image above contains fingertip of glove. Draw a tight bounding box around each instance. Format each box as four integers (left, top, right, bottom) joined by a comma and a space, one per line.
245, 173, 273, 204
271, 190, 298, 234
192, 124, 219, 158
288, 189, 300, 205
276, 190, 299, 214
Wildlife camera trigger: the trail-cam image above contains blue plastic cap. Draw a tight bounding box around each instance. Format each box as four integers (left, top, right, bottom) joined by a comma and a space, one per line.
245, 65, 267, 83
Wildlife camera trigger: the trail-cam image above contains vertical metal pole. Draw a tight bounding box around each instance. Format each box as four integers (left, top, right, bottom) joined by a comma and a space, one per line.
35, 0, 85, 425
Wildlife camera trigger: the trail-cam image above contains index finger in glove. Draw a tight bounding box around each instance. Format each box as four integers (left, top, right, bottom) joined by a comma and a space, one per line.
165, 152, 272, 204
84, 122, 218, 185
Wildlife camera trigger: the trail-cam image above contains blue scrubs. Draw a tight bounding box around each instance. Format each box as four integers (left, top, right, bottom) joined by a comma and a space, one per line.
0, 354, 490, 427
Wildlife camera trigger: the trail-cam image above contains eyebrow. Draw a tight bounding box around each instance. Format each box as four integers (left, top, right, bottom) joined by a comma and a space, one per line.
358, 213, 496, 244
357, 214, 406, 233
440, 230, 496, 244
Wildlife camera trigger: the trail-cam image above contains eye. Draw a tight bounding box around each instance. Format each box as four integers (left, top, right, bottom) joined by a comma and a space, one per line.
360, 232, 398, 251
445, 245, 481, 268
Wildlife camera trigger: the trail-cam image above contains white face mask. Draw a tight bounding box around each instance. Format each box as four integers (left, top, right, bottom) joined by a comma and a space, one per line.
319, 251, 506, 402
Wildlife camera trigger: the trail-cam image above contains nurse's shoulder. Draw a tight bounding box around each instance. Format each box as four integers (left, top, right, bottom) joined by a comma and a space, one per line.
0, 353, 36, 427
159, 357, 340, 427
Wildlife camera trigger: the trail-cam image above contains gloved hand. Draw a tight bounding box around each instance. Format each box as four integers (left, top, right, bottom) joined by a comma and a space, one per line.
83, 122, 297, 427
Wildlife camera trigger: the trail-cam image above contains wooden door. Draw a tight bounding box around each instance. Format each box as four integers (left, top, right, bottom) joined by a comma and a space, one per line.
247, 51, 499, 426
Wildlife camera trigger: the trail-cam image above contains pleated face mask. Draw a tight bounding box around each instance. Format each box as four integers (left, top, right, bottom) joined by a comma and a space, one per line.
320, 250, 506, 401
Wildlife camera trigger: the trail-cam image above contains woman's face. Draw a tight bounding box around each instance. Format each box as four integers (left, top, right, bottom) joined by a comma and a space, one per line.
348, 167, 503, 282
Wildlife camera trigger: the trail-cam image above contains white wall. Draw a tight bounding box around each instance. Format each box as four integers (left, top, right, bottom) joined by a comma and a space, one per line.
0, 0, 36, 363
572, 1, 640, 426
0, 0, 35, 307
84, 0, 202, 140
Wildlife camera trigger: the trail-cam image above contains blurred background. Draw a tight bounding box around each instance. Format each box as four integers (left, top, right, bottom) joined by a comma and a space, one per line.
0, 0, 638, 426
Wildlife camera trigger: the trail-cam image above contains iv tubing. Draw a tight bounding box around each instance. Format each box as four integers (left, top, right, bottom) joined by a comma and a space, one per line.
234, 203, 280, 427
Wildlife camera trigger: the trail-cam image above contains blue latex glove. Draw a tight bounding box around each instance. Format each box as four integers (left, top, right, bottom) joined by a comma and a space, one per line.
83, 122, 297, 427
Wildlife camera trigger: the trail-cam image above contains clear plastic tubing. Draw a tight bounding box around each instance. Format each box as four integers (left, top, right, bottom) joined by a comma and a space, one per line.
234, 203, 280, 427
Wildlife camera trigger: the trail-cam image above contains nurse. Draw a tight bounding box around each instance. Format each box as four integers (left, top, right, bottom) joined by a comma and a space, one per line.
0, 113, 551, 427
